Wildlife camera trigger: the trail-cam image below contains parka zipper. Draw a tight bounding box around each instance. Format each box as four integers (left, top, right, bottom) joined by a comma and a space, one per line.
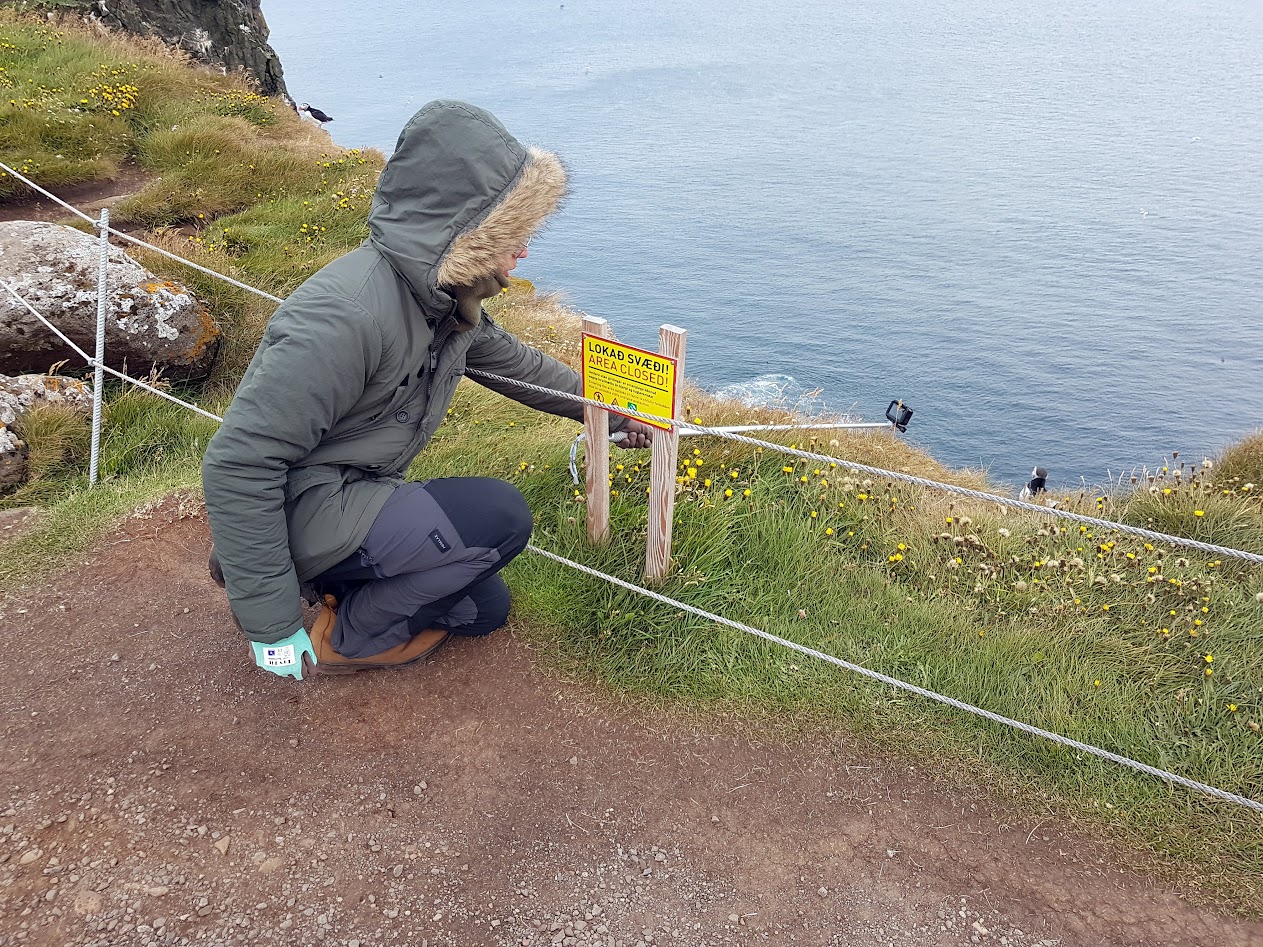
427, 320, 456, 398
427, 344, 439, 396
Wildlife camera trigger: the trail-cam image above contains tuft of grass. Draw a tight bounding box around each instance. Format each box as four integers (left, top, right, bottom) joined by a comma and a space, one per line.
99, 381, 222, 479
3, 403, 91, 504
1215, 430, 1263, 491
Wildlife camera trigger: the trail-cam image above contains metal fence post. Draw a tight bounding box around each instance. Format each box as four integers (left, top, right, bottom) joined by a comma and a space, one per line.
88, 207, 109, 486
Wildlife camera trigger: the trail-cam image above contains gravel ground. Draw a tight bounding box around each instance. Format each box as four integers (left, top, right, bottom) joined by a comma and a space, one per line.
1, 496, 1259, 946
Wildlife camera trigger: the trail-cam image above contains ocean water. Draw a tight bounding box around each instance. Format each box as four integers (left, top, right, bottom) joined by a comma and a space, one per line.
262, 0, 1263, 488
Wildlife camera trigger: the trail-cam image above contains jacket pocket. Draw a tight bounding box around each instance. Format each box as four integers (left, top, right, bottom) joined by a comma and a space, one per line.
370, 377, 416, 422
282, 464, 342, 503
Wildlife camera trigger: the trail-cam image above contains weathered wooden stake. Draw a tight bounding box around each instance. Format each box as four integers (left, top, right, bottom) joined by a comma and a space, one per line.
645, 324, 687, 581
581, 315, 613, 544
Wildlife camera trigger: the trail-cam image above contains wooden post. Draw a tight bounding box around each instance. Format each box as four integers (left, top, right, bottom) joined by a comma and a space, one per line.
581, 315, 613, 544
645, 324, 687, 581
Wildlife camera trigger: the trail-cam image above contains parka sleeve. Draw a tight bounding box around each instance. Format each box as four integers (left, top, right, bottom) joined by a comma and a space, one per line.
465, 316, 629, 432
201, 296, 383, 644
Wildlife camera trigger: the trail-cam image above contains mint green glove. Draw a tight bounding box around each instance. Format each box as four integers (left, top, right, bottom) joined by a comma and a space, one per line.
250, 625, 316, 680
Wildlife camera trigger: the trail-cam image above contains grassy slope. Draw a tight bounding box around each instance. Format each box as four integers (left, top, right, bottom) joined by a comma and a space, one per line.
3, 14, 1263, 914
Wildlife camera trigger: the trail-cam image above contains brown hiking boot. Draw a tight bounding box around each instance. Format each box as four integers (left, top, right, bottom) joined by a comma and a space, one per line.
308, 595, 450, 675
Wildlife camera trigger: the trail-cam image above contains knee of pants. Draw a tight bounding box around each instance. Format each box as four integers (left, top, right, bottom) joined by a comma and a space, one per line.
451, 578, 512, 638
485, 479, 533, 551
426, 477, 533, 554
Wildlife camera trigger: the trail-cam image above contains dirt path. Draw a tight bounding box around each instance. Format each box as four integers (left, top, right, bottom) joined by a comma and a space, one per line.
0, 496, 1258, 947
0, 164, 151, 226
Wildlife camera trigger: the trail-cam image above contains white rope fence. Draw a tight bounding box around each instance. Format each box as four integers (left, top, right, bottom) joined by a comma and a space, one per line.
527, 545, 1263, 813
4, 166, 1261, 812
470, 371, 1263, 566
6, 158, 1259, 564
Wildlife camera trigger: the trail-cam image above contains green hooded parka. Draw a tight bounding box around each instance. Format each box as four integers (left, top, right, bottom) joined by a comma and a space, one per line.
202, 101, 617, 643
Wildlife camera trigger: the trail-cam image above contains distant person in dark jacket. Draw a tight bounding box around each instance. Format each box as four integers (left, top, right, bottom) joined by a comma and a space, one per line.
202, 101, 652, 680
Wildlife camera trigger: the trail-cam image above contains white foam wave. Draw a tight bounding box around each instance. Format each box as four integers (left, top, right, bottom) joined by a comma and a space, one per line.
713, 374, 804, 408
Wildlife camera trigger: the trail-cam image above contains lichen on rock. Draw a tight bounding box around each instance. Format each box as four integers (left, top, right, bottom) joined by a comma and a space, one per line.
0, 221, 221, 380
0, 372, 93, 493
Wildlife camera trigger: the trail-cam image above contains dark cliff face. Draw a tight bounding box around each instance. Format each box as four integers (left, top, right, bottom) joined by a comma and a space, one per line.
93, 0, 288, 96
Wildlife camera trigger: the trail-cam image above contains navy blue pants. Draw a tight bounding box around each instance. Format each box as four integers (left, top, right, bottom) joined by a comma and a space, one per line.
313, 478, 532, 659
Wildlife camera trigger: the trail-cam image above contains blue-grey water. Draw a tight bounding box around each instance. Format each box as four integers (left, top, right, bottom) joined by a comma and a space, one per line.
262, 0, 1263, 489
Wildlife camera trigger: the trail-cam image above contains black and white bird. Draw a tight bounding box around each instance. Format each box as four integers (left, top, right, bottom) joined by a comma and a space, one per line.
1019, 466, 1048, 501
299, 103, 333, 125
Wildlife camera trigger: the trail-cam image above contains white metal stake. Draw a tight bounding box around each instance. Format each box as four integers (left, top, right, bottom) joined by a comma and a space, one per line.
88, 207, 109, 486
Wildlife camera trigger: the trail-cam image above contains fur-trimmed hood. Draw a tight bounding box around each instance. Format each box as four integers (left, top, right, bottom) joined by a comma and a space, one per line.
367, 100, 566, 315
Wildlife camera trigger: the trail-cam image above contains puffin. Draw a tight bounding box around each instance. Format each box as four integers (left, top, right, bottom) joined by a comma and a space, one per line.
299, 103, 333, 125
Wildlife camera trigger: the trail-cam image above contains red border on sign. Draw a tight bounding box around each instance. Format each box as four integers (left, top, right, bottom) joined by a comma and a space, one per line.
580, 333, 679, 431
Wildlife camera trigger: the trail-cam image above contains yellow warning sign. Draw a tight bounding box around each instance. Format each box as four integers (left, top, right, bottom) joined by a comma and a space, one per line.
581, 335, 678, 431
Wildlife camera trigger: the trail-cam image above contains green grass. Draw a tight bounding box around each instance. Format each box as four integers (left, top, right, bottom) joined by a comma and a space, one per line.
411, 381, 1263, 910
2, 11, 1262, 916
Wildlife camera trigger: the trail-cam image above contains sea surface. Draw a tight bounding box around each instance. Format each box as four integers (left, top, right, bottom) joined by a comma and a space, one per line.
262, 0, 1263, 488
